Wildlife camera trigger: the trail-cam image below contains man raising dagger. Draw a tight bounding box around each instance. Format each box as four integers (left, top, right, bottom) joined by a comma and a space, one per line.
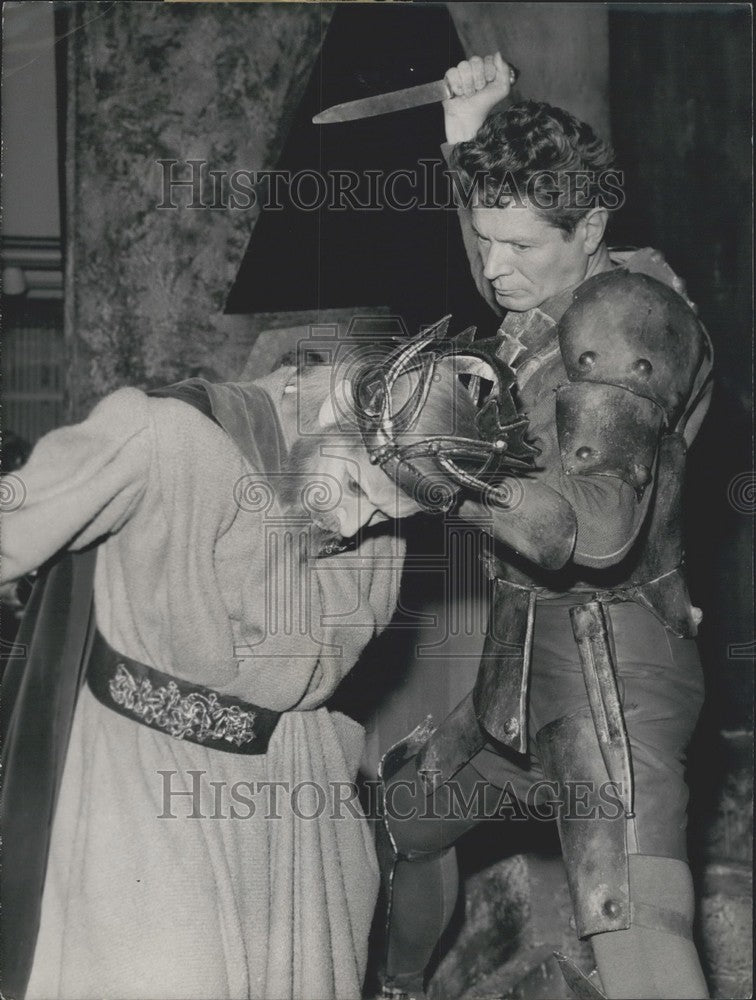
317, 49, 713, 1000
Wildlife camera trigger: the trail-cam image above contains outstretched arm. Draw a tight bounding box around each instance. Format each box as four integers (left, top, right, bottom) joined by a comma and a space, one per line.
1, 388, 152, 584
458, 481, 578, 571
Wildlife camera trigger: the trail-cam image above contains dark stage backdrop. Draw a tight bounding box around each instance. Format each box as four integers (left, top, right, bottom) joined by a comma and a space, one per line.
225, 2, 495, 339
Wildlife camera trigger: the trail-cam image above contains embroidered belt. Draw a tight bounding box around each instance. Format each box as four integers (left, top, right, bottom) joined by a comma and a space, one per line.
87, 631, 281, 754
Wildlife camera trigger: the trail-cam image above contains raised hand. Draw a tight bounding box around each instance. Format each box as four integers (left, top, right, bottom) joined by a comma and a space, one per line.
443, 52, 517, 144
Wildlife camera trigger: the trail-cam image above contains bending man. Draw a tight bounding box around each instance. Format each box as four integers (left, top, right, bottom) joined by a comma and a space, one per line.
1, 327, 531, 1000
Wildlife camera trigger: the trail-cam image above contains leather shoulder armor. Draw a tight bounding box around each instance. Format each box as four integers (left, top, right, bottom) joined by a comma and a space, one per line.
559, 269, 710, 424
556, 268, 710, 492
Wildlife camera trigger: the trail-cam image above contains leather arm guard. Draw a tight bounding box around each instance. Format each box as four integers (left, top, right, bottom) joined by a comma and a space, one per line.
556, 268, 712, 568
458, 481, 577, 571
555, 381, 662, 566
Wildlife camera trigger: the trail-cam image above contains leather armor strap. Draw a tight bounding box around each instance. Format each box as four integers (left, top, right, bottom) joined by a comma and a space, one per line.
570, 601, 634, 818
555, 953, 607, 999
87, 631, 281, 755
554, 901, 693, 999
414, 691, 487, 794
629, 900, 693, 941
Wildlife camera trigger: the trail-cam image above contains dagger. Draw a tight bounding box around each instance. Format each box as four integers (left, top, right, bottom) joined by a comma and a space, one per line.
313, 65, 519, 125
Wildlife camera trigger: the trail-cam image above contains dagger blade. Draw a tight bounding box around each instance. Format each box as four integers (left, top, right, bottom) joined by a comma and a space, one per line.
313, 79, 452, 125
313, 64, 519, 125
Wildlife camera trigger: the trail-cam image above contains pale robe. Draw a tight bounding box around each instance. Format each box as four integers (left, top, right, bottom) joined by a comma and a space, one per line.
4, 369, 406, 1000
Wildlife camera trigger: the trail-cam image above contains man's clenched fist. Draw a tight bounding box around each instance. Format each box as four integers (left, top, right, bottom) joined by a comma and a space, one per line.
443, 52, 517, 144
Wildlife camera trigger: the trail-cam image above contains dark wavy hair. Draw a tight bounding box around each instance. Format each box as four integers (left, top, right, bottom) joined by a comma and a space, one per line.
451, 100, 619, 234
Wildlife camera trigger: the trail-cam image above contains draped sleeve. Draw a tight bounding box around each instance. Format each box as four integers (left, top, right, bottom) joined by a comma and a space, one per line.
1, 388, 152, 584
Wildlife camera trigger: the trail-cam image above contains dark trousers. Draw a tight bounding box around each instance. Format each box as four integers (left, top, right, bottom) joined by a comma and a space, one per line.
383, 599, 709, 999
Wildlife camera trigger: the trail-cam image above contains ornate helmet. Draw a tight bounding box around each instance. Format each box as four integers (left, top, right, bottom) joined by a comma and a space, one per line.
351, 315, 538, 512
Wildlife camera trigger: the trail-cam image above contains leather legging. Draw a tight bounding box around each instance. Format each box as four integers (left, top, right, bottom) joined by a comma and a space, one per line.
383, 599, 709, 999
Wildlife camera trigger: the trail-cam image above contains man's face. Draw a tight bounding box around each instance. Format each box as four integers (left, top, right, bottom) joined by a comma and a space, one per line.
314, 448, 422, 539
280, 436, 422, 543
471, 202, 591, 312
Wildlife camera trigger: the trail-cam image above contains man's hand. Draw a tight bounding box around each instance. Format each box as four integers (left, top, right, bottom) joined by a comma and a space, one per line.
444, 52, 516, 145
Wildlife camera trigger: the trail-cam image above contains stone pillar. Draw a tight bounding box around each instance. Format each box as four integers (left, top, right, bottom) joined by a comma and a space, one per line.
448, 2, 610, 137
64, 2, 332, 419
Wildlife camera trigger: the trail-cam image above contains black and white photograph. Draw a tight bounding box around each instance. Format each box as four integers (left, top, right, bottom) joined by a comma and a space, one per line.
1, 2, 752, 999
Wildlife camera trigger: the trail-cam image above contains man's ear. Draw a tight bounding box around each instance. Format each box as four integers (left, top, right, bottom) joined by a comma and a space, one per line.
581, 207, 609, 254
317, 379, 355, 429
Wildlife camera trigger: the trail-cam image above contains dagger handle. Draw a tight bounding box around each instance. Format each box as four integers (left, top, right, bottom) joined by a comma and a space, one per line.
441, 62, 519, 101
